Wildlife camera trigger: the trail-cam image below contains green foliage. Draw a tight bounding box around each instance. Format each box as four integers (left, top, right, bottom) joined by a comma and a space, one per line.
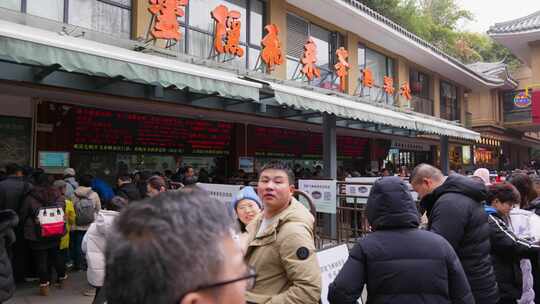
359, 0, 521, 69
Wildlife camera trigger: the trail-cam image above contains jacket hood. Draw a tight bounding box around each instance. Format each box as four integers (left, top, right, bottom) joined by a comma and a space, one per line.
95, 210, 118, 236
422, 174, 487, 211
367, 176, 419, 230
75, 186, 94, 197
276, 198, 314, 229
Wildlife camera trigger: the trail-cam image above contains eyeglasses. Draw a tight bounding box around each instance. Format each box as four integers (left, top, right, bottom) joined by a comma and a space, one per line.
178, 266, 256, 301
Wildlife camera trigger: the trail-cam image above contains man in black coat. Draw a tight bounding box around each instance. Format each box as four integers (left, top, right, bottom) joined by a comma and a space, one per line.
0, 163, 30, 284
411, 164, 499, 304
116, 174, 142, 202
328, 176, 473, 304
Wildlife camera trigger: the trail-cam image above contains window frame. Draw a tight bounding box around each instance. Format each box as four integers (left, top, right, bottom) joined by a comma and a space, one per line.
182, 0, 267, 70
358, 44, 395, 104
285, 12, 343, 90
19, 0, 132, 37
440, 80, 460, 122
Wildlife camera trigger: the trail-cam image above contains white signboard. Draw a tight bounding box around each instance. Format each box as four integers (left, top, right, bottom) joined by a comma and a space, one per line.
239, 157, 254, 173
196, 183, 243, 205
345, 177, 378, 204
299, 180, 337, 214
317, 244, 362, 304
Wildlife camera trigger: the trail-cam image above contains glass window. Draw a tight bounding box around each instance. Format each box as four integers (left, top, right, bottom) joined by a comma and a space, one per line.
69, 0, 131, 38
0, 0, 20, 10
409, 69, 430, 99
249, 0, 264, 46
440, 81, 459, 121
189, 0, 247, 42
358, 44, 394, 104
286, 13, 308, 59
184, 0, 262, 69
27, 0, 64, 21
310, 24, 330, 69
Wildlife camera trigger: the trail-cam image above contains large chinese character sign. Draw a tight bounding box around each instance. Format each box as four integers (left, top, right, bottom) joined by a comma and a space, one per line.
148, 0, 188, 42
211, 5, 244, 58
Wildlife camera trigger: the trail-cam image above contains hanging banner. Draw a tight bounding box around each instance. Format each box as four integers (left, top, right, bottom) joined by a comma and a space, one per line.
298, 180, 337, 214
196, 183, 243, 205
317, 244, 363, 304
532, 91, 540, 124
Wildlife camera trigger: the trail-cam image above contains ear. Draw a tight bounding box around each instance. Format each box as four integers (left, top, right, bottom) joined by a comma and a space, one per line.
289, 184, 295, 194
180, 292, 203, 304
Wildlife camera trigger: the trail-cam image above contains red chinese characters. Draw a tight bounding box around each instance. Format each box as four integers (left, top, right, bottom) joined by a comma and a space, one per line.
261, 24, 284, 72
148, 0, 188, 41
361, 68, 374, 88
334, 47, 349, 93
300, 38, 320, 81
383, 76, 395, 95
211, 5, 244, 57
400, 81, 412, 101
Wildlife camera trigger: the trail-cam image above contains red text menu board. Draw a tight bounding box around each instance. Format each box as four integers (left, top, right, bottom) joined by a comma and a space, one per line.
74, 107, 232, 155
249, 126, 368, 158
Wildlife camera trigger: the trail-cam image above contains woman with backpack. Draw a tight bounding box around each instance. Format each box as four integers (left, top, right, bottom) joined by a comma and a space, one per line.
72, 174, 101, 273
19, 173, 67, 296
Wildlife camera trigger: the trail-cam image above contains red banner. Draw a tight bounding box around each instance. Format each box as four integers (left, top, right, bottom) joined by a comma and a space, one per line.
532, 91, 540, 124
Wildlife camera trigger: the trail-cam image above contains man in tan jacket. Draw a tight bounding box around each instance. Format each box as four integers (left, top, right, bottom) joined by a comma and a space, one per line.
245, 161, 321, 304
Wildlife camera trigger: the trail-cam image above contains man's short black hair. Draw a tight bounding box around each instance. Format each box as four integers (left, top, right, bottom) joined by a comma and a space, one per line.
258, 161, 295, 185
5, 163, 21, 176
105, 189, 234, 304
79, 174, 93, 187
117, 174, 132, 183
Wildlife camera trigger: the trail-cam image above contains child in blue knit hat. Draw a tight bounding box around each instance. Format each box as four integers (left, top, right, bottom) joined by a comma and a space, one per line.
230, 186, 262, 249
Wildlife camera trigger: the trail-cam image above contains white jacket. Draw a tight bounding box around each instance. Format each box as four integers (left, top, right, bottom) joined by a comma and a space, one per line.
82, 210, 118, 287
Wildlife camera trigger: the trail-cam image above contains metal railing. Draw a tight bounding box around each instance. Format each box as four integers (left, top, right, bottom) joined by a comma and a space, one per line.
409, 96, 434, 116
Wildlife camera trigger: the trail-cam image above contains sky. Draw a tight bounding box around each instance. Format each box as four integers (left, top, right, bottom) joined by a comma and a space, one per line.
455, 0, 540, 33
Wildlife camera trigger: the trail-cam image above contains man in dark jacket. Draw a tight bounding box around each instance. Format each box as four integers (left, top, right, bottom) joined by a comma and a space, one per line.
486, 183, 540, 304
328, 176, 474, 304
116, 174, 141, 202
0, 210, 18, 303
0, 163, 30, 283
411, 164, 499, 304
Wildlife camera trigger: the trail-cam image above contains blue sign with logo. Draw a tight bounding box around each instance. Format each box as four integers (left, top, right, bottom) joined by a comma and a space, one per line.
514, 92, 532, 108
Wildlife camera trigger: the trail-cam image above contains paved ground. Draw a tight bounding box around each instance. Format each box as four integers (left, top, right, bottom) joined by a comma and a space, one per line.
6, 271, 93, 304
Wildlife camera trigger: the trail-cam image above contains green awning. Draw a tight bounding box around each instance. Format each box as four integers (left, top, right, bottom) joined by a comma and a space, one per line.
0, 20, 261, 101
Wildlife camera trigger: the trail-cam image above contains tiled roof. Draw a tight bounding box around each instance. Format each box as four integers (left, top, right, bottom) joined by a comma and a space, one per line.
340, 0, 504, 86
488, 11, 540, 34
466, 61, 518, 87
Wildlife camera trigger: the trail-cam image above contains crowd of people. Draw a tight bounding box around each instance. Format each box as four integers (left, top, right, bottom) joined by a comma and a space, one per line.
0, 160, 538, 303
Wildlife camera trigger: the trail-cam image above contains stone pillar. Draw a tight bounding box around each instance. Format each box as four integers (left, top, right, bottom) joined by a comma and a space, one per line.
440, 136, 449, 175
267, 0, 287, 79
433, 75, 441, 117
396, 57, 409, 108
322, 113, 337, 238
132, 0, 152, 40
346, 33, 359, 96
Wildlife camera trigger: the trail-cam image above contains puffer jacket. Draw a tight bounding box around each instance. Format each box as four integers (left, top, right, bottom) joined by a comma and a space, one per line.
72, 187, 101, 231
328, 176, 474, 304
82, 210, 118, 287
0, 176, 30, 212
485, 206, 540, 303
19, 187, 64, 249
421, 174, 499, 304
0, 210, 18, 302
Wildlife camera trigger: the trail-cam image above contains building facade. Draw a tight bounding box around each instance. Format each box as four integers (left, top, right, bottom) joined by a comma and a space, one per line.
1, 0, 514, 182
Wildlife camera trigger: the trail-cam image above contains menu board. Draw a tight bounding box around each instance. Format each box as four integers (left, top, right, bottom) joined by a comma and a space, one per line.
0, 116, 32, 168
249, 126, 368, 158
73, 107, 233, 155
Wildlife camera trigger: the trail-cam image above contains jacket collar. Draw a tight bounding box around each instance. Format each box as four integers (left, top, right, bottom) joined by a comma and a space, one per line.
246, 197, 309, 241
